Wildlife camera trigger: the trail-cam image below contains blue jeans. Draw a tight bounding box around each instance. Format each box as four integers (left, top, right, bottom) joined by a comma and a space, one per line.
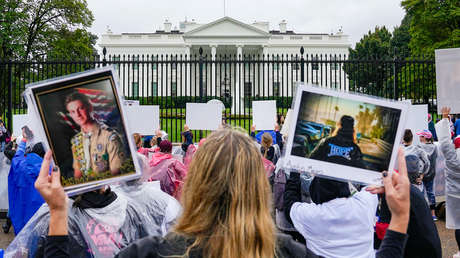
423, 179, 436, 210
0, 141, 5, 152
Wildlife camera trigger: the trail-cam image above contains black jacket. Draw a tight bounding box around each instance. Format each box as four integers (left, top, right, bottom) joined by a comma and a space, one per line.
309, 134, 364, 169
44, 232, 306, 258
378, 185, 442, 258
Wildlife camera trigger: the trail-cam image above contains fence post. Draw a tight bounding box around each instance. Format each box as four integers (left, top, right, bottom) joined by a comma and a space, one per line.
393, 56, 399, 100
199, 47, 203, 100
7, 64, 12, 133
300, 47, 305, 83
102, 47, 107, 67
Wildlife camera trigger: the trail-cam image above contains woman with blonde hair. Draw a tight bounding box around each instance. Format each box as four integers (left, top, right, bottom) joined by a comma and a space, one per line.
36, 128, 411, 258
261, 132, 276, 163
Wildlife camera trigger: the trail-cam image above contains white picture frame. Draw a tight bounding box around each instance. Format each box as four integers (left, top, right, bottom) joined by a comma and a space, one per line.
252, 100, 277, 130
186, 103, 222, 130
283, 83, 409, 186
23, 66, 142, 196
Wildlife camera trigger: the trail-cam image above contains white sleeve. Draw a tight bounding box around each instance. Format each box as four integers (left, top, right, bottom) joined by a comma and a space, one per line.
354, 189, 378, 220
289, 202, 319, 237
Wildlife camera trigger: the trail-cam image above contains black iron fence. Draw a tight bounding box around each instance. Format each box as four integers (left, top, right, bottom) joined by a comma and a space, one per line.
0, 47, 436, 142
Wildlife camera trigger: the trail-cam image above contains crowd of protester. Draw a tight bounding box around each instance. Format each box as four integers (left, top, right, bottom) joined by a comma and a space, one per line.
2, 107, 460, 258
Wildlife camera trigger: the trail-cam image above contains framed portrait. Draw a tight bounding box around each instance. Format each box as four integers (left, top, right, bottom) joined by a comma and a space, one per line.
24, 66, 141, 195
284, 83, 409, 186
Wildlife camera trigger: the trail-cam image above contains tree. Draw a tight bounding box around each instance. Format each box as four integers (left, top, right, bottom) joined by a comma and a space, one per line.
0, 0, 96, 127
401, 0, 460, 57
0, 0, 95, 61
390, 14, 412, 59
343, 26, 393, 94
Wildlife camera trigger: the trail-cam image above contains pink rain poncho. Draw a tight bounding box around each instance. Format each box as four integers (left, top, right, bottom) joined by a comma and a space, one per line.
183, 144, 197, 169
144, 152, 187, 200
262, 157, 275, 177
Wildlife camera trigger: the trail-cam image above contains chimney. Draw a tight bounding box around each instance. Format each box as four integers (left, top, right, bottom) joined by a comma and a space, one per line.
279, 20, 287, 33
164, 19, 172, 33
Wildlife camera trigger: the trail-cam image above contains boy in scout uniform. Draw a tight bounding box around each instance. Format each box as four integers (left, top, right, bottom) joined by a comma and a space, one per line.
65, 92, 126, 179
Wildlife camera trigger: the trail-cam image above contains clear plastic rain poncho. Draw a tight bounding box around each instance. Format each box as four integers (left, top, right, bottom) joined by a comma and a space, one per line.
144, 152, 187, 200
5, 181, 182, 258
435, 118, 460, 229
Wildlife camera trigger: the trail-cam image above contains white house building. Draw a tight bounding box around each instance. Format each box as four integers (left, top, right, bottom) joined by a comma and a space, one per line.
99, 17, 351, 112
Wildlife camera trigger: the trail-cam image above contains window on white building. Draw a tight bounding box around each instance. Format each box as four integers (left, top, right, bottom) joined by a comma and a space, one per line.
293, 57, 299, 70
132, 82, 139, 97
311, 56, 319, 71
331, 56, 339, 70
152, 56, 158, 70
133, 56, 139, 70
171, 56, 177, 70
273, 82, 280, 96
171, 82, 177, 95
273, 56, 280, 70
112, 56, 120, 70
152, 82, 158, 96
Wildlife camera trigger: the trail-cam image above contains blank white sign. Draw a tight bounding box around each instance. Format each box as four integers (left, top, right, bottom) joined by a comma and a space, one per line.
186, 103, 222, 130
405, 104, 428, 145
125, 105, 160, 135
252, 100, 277, 130
435, 48, 460, 113
13, 114, 29, 137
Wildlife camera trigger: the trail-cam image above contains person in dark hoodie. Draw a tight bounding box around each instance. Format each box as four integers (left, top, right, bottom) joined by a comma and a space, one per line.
181, 124, 194, 152
377, 155, 442, 258
8, 128, 45, 234
309, 115, 365, 169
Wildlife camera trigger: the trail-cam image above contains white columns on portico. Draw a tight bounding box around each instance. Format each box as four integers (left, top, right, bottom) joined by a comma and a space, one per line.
185, 45, 191, 96
211, 44, 217, 96
262, 45, 269, 97
232, 44, 244, 114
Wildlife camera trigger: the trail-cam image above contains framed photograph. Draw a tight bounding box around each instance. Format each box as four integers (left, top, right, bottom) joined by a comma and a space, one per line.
284, 84, 409, 185
24, 67, 140, 194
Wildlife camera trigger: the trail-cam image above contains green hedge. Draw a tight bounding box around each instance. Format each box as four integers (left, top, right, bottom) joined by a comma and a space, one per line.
128, 96, 233, 108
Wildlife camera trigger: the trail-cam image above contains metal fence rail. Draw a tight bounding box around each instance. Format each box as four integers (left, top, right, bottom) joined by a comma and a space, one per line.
0, 47, 436, 142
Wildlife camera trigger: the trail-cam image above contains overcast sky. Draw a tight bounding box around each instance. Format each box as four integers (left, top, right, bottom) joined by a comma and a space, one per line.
87, 0, 406, 52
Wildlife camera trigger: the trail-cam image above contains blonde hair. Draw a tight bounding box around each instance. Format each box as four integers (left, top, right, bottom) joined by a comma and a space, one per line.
261, 132, 273, 158
173, 128, 276, 258
133, 133, 142, 149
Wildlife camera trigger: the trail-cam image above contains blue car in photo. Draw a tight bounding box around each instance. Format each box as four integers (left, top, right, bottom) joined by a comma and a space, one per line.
294, 120, 332, 154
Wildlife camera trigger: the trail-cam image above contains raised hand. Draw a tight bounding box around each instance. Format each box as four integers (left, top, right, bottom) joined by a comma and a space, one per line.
35, 150, 68, 235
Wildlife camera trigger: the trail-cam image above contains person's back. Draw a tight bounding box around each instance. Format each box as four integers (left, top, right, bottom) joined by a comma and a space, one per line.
289, 188, 377, 258
8, 140, 45, 234
405, 185, 442, 258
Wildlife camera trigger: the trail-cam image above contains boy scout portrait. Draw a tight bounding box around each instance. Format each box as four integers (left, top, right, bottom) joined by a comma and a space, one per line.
33, 77, 135, 187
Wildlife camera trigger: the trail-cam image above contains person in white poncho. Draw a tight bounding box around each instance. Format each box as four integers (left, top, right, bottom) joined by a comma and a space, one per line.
436, 107, 460, 258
